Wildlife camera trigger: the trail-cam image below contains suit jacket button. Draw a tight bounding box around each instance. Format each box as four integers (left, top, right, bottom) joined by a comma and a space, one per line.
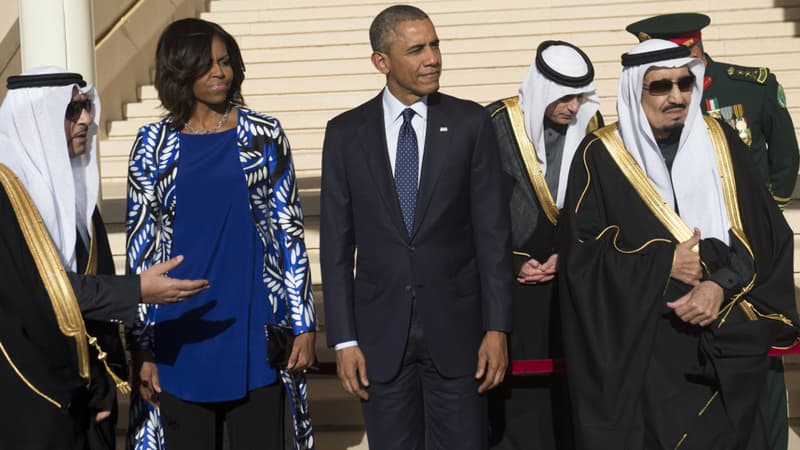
408, 245, 415, 252
405, 285, 412, 292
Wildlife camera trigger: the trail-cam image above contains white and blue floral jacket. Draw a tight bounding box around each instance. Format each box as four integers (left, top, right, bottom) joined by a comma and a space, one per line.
125, 108, 315, 450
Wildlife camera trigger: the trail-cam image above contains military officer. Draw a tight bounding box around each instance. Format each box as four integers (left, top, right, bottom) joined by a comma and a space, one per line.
626, 13, 800, 450
626, 12, 799, 209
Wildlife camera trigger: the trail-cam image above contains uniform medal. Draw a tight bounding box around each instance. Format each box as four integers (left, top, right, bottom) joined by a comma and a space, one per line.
732, 104, 752, 146
705, 98, 721, 119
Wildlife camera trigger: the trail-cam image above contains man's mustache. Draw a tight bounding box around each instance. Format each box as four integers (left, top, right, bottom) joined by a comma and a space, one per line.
662, 103, 687, 113
71, 124, 90, 138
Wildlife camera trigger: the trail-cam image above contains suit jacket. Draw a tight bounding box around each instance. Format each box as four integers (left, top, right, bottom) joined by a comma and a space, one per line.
320, 91, 513, 382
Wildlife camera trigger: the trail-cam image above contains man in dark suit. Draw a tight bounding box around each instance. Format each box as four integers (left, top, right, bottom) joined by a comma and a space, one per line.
320, 4, 513, 449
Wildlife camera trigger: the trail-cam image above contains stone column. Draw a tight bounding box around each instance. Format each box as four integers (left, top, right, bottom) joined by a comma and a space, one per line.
18, 0, 96, 84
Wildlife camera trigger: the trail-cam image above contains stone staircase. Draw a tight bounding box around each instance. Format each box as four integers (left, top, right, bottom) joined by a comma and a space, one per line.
101, 0, 800, 448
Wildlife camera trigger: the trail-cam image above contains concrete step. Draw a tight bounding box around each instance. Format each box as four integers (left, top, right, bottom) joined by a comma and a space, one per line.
232, 36, 800, 68
205, 6, 800, 35
225, 20, 797, 54
207, 0, 784, 19
307, 375, 364, 426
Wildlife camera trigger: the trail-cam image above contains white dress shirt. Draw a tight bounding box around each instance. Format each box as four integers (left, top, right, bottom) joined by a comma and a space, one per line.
334, 88, 428, 351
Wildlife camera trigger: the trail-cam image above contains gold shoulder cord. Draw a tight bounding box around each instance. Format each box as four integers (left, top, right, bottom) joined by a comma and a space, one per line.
83, 222, 132, 394
0, 164, 131, 395
501, 97, 559, 225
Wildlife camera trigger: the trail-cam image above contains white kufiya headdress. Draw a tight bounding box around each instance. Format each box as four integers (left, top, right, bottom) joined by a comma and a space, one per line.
518, 40, 600, 208
0, 66, 101, 270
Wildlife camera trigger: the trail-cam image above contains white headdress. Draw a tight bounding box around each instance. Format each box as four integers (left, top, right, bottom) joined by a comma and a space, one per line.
0, 66, 101, 270
617, 39, 729, 243
518, 40, 600, 208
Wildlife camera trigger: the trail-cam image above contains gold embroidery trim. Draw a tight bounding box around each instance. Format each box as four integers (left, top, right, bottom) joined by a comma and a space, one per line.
674, 433, 688, 449
594, 225, 672, 254
575, 135, 601, 216
698, 390, 719, 416
675, 389, 720, 448
79, 205, 132, 393
586, 114, 600, 134
84, 222, 98, 276
502, 96, 559, 225
702, 117, 780, 329
593, 124, 693, 243
772, 194, 792, 202
0, 340, 61, 408
0, 164, 90, 382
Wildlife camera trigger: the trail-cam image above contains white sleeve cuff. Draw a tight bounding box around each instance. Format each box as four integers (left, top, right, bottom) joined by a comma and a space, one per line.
334, 340, 359, 351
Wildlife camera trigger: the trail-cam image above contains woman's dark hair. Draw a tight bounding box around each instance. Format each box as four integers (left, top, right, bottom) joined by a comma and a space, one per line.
155, 18, 246, 129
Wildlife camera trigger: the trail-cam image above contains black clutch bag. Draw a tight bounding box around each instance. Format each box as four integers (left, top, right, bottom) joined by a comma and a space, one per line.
265, 324, 294, 369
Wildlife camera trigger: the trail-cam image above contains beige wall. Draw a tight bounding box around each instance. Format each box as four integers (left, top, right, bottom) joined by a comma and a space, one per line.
0, 0, 19, 101
94, 0, 138, 38
0, 0, 208, 135
95, 0, 209, 138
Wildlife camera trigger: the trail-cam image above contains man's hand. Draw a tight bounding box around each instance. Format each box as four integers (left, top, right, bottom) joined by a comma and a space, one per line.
666, 280, 724, 327
336, 346, 369, 400
132, 350, 161, 407
475, 330, 508, 393
94, 374, 116, 422
287, 331, 316, 372
140, 255, 210, 304
517, 254, 558, 284
670, 228, 702, 286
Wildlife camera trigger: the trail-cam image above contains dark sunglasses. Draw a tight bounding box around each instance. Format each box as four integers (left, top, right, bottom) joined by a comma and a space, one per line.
643, 75, 695, 96
65, 99, 93, 121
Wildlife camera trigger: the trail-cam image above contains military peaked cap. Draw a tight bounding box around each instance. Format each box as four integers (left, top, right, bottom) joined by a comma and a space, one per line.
626, 13, 710, 47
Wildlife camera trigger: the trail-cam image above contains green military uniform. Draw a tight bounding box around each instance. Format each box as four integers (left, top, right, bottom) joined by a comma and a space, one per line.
626, 12, 800, 450
702, 55, 799, 450
703, 56, 799, 208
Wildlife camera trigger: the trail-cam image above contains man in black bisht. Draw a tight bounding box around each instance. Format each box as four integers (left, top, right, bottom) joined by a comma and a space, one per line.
624, 16, 799, 449
558, 40, 800, 450
485, 40, 602, 450
0, 67, 208, 450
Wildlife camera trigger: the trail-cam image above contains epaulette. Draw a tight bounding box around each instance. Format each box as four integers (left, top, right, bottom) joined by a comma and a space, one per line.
726, 64, 770, 85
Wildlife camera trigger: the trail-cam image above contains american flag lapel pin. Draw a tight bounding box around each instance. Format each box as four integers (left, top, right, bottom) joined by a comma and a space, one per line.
439, 126, 448, 132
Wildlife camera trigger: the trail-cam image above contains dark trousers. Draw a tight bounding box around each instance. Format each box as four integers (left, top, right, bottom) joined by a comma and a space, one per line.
488, 375, 574, 450
87, 396, 117, 450
160, 382, 285, 450
362, 301, 487, 450
760, 357, 788, 450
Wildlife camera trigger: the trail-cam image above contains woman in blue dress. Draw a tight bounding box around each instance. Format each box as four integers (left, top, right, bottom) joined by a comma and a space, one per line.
126, 18, 316, 450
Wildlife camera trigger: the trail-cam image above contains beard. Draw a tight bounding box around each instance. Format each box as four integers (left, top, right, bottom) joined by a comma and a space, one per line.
661, 122, 684, 138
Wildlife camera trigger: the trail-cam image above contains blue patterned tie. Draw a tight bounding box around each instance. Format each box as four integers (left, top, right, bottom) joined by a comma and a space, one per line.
395, 108, 418, 235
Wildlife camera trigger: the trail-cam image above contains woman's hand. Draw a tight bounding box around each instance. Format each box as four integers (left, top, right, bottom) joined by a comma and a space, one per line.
132, 350, 161, 407
287, 331, 316, 372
